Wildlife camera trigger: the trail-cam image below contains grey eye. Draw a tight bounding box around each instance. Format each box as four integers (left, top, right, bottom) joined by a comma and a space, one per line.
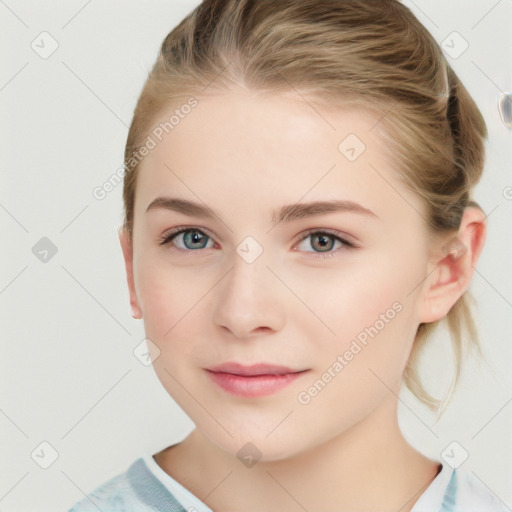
498, 92, 512, 128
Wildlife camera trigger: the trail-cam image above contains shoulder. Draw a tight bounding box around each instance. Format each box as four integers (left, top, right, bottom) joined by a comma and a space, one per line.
67, 469, 135, 512
67, 457, 157, 512
67, 455, 191, 512
452, 469, 508, 511
413, 464, 507, 512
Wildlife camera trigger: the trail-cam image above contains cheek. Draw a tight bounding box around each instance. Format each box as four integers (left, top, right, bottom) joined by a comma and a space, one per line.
308, 253, 420, 341
300, 250, 423, 392
294, 281, 417, 431
136, 265, 208, 400
135, 259, 209, 345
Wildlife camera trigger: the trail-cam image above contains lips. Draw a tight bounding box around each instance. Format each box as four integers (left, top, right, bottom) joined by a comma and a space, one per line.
205, 362, 309, 397
207, 362, 304, 376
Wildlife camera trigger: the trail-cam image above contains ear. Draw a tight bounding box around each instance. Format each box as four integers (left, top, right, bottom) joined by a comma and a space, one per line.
419, 206, 487, 323
118, 227, 143, 319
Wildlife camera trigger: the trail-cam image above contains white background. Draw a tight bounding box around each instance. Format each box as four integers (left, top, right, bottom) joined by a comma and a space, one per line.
1, 1, 511, 510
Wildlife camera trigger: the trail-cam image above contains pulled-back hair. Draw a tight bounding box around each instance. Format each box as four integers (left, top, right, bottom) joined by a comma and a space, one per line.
122, 0, 488, 411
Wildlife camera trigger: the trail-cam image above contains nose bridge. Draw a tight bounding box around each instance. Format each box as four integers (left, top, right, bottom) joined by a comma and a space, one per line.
222, 247, 270, 310
225, 232, 271, 295
213, 244, 285, 337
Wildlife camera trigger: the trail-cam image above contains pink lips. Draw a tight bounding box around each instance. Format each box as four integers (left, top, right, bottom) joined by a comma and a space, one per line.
205, 362, 309, 397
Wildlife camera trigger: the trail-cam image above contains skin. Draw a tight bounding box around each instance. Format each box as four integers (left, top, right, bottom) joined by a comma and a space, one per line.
119, 88, 487, 512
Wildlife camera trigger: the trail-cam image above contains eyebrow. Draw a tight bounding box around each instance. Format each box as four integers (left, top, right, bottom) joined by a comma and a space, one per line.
146, 197, 378, 224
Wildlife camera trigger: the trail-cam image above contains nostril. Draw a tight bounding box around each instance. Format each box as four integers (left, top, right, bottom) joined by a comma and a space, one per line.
252, 326, 272, 334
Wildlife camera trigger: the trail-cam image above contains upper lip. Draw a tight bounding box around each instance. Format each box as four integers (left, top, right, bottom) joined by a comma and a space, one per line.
206, 362, 306, 376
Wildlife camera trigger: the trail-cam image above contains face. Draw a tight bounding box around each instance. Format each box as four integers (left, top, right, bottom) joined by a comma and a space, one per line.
122, 88, 438, 461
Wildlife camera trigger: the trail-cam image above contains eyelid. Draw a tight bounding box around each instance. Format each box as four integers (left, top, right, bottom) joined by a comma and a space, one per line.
159, 225, 218, 247
291, 227, 357, 249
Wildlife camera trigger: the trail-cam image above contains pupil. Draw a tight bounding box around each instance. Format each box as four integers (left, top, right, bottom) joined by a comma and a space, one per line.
314, 234, 333, 252
186, 231, 205, 248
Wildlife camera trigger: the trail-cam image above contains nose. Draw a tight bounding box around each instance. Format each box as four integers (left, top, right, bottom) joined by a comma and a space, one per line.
212, 252, 286, 339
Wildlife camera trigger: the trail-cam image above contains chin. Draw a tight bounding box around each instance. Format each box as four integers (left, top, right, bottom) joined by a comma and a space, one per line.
200, 422, 313, 464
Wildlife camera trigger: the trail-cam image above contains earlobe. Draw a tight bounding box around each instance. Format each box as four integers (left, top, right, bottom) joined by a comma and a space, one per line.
419, 206, 487, 324
118, 227, 143, 319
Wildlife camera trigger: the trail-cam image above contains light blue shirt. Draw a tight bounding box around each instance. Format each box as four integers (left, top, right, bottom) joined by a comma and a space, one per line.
68, 453, 508, 512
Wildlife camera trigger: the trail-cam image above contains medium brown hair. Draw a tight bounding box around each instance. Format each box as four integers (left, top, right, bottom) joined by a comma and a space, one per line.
122, 0, 487, 410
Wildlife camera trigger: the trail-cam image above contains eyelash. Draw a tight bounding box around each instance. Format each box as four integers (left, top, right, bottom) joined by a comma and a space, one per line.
159, 226, 356, 259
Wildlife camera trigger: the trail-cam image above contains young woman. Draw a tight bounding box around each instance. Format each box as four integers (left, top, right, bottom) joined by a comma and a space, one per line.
69, 1, 505, 510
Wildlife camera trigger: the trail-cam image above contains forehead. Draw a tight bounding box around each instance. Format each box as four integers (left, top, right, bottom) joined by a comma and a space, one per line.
134, 88, 426, 226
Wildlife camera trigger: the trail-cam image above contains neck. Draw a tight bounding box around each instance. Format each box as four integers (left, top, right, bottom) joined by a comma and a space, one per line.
155, 394, 440, 512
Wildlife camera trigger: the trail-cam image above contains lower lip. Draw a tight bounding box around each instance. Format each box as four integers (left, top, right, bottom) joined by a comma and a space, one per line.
206, 370, 307, 397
